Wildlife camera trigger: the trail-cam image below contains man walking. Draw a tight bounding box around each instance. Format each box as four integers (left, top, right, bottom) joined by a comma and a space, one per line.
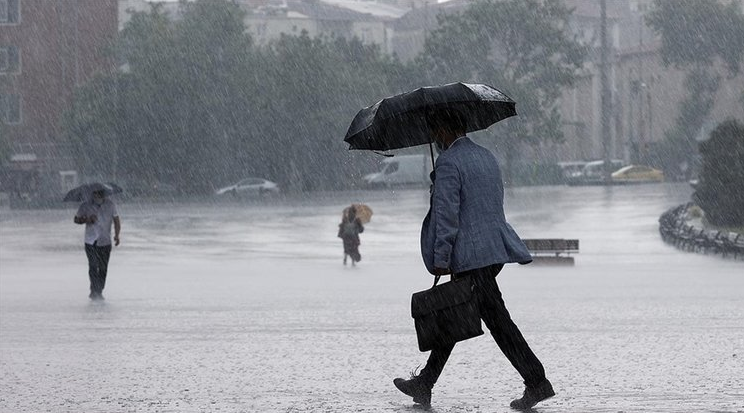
74, 188, 120, 300
393, 109, 554, 410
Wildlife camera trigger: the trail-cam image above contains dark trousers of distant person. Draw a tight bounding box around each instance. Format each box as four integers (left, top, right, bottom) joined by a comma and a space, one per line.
85, 243, 112, 295
417, 264, 547, 388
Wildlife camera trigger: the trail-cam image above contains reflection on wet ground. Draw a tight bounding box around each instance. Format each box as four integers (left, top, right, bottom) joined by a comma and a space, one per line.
1, 184, 742, 412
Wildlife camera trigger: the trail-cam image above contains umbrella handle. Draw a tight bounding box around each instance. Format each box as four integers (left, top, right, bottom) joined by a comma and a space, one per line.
428, 142, 435, 170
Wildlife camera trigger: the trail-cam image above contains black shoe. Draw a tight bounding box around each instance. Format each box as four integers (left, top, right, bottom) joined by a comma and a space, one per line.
89, 292, 104, 301
510, 379, 555, 410
393, 377, 431, 408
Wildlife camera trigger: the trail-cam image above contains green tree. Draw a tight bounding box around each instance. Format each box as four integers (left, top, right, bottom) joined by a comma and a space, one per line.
255, 33, 405, 191
413, 0, 586, 183
63, 0, 408, 194
63, 74, 121, 180
66, 0, 257, 193
646, 0, 744, 179
693, 119, 744, 227
120, 0, 255, 192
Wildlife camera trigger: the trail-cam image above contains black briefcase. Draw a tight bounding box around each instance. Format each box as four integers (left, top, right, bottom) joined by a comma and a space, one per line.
411, 276, 483, 352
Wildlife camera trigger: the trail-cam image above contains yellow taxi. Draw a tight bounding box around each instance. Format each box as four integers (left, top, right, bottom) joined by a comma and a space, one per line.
611, 165, 664, 183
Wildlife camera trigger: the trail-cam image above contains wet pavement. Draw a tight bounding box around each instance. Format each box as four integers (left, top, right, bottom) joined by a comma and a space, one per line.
1, 183, 742, 412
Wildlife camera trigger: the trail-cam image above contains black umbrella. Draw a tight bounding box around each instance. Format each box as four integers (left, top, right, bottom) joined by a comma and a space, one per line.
63, 182, 123, 202
344, 82, 516, 152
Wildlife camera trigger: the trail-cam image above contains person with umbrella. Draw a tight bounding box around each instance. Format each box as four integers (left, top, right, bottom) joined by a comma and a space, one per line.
345, 83, 553, 410
72, 184, 121, 300
337, 204, 368, 266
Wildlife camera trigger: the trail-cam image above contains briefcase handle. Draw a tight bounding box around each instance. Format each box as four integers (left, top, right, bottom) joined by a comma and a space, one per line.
432, 274, 454, 288
432, 273, 459, 288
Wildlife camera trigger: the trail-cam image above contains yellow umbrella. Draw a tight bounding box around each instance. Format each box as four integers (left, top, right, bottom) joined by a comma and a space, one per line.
343, 203, 373, 224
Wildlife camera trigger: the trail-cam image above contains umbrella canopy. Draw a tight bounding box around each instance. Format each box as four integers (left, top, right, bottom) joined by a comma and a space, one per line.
344, 82, 516, 152
63, 182, 123, 202
343, 203, 373, 224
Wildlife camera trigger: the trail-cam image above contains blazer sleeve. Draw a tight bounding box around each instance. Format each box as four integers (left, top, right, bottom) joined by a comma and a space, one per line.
432, 159, 460, 269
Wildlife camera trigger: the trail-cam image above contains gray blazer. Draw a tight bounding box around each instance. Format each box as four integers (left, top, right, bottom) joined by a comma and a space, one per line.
421, 137, 532, 274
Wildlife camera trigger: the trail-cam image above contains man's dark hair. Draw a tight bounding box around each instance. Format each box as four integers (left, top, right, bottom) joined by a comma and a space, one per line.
426, 108, 467, 134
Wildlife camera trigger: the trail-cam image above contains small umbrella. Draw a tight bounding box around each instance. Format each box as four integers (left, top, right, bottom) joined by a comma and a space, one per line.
343, 203, 373, 224
344, 82, 516, 153
63, 182, 123, 202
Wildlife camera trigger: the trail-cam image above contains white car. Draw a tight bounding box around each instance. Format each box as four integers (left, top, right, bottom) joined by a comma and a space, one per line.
363, 155, 432, 187
215, 178, 279, 197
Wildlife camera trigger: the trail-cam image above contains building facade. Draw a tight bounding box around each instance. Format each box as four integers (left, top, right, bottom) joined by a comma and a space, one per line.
555, 0, 744, 167
0, 0, 118, 204
242, 0, 404, 54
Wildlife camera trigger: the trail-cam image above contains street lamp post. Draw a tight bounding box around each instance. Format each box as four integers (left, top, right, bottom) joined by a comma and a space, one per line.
600, 0, 612, 183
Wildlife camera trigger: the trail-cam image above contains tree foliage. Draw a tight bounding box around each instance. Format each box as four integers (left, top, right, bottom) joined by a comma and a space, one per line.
251, 33, 407, 191
415, 0, 586, 146
693, 119, 744, 227
646, 0, 744, 179
63, 0, 403, 194
410, 0, 586, 184
63, 0, 586, 192
646, 0, 744, 75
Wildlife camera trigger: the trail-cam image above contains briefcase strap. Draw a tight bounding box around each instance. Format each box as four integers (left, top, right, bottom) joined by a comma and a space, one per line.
433, 273, 466, 287
434, 274, 464, 287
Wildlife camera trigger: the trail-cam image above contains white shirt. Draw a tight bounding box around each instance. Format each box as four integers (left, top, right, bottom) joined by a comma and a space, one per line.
76, 199, 119, 246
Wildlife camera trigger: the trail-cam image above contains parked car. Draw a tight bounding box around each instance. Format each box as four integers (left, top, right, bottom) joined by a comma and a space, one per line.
215, 178, 279, 196
363, 154, 433, 187
557, 161, 589, 180
565, 159, 626, 185
581, 159, 626, 180
611, 165, 664, 183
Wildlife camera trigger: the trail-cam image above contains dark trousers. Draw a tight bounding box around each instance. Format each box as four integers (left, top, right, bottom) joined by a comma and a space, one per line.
85, 243, 112, 294
419, 264, 546, 388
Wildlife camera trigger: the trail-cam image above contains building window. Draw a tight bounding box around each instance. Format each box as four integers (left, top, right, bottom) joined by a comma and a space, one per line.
0, 93, 21, 124
0, 46, 20, 74
0, 0, 20, 24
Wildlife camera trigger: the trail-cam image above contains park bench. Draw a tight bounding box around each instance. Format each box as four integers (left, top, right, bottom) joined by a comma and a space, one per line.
522, 238, 579, 265
713, 231, 739, 258
677, 226, 702, 251
730, 233, 744, 259
696, 229, 720, 253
